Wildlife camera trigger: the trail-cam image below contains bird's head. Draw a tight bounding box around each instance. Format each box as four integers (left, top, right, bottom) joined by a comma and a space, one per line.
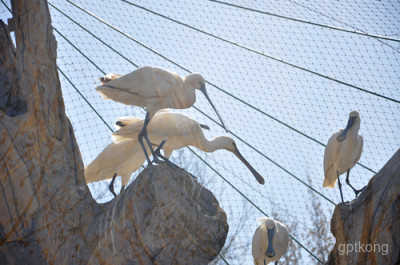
217, 137, 265, 185
336, 111, 361, 142
186, 73, 205, 91
349, 110, 360, 119
264, 218, 276, 230
185, 73, 228, 132
217, 136, 237, 152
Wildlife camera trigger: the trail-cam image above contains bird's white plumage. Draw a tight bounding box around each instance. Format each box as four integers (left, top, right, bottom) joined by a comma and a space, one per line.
114, 111, 264, 184
323, 111, 363, 188
95, 66, 202, 118
85, 111, 264, 186
252, 217, 289, 265
84, 139, 145, 187
99, 73, 123, 84
112, 111, 206, 157
84, 112, 210, 187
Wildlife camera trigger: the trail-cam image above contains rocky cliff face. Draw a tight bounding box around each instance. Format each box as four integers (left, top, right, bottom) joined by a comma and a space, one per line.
87, 164, 229, 265
0, 0, 228, 263
327, 149, 400, 265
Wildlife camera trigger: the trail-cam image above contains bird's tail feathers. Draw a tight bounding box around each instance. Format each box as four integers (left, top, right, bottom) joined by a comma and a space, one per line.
115, 116, 142, 129
99, 73, 122, 84
112, 134, 131, 143
199, 124, 210, 130
323, 177, 336, 188
112, 121, 144, 143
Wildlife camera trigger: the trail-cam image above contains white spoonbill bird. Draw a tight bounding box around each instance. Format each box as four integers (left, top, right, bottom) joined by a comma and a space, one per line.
323, 111, 364, 203
95, 66, 228, 165
113, 111, 265, 185
84, 117, 143, 197
252, 217, 289, 265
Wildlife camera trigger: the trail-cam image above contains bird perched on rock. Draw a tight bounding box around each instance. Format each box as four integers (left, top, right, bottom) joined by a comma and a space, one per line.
95, 66, 227, 165
323, 111, 364, 203
85, 111, 264, 197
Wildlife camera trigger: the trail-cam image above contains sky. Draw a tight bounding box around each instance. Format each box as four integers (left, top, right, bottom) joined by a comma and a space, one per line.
1, 0, 399, 264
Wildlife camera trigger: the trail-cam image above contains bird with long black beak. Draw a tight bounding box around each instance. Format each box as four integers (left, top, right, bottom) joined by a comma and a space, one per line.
112, 111, 264, 185
252, 217, 289, 265
95, 66, 227, 166
323, 111, 364, 203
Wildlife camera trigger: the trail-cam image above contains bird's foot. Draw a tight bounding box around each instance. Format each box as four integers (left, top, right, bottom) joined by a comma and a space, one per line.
109, 173, 118, 198
152, 155, 164, 165
109, 182, 117, 198
152, 140, 177, 168
354, 186, 366, 197
146, 159, 154, 167
154, 154, 181, 170
159, 156, 181, 170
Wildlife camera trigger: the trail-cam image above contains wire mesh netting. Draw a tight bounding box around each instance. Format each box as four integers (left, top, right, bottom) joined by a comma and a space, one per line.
1, 0, 399, 264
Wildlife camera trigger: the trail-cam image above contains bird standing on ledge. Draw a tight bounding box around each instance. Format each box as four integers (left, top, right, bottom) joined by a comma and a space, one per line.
95, 66, 227, 165
323, 111, 364, 203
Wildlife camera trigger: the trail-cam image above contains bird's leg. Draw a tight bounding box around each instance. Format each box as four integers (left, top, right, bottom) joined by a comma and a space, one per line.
140, 112, 164, 165
138, 112, 153, 166
109, 173, 118, 198
150, 139, 164, 165
153, 140, 181, 170
337, 171, 345, 203
275, 261, 278, 265
345, 169, 365, 197
120, 185, 125, 195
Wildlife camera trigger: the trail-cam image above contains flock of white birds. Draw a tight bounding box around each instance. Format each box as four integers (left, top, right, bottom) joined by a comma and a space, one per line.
84, 66, 365, 264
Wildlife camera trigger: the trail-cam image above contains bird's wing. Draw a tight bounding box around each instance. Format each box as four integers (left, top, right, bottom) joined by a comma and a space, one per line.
112, 111, 176, 143
323, 131, 341, 187
353, 135, 364, 165
84, 140, 136, 183
275, 222, 289, 257
252, 225, 267, 262
97, 67, 181, 99
112, 120, 144, 143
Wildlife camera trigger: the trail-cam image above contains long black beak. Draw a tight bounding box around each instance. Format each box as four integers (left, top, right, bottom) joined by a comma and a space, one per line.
266, 227, 276, 258
233, 147, 265, 184
336, 116, 356, 142
200, 83, 228, 132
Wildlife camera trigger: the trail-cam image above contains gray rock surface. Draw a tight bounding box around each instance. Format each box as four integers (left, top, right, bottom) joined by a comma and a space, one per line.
88, 164, 228, 265
327, 149, 400, 265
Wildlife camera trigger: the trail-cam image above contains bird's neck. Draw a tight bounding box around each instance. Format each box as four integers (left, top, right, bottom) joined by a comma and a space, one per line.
174, 82, 196, 109
348, 120, 361, 137
195, 136, 225, 153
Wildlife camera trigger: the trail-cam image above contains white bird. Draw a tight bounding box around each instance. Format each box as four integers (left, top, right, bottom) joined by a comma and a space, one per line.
323, 111, 364, 203
113, 111, 265, 185
252, 217, 289, 265
95, 66, 227, 165
84, 117, 143, 197
85, 111, 264, 197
